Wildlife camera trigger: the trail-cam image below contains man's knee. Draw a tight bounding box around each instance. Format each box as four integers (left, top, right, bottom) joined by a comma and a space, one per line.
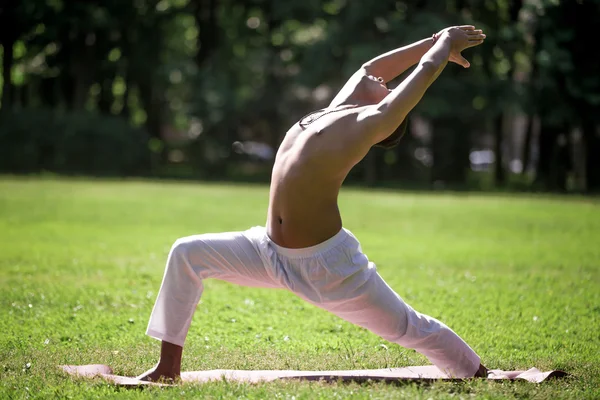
170, 237, 192, 259
170, 234, 233, 277
166, 237, 205, 286
170, 235, 213, 257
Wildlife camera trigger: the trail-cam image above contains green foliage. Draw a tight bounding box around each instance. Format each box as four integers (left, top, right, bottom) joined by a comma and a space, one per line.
0, 110, 150, 175
0, 109, 55, 172
0, 178, 599, 398
1, 0, 599, 190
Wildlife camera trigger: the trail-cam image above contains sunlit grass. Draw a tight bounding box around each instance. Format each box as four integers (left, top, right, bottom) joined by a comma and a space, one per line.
0, 177, 598, 399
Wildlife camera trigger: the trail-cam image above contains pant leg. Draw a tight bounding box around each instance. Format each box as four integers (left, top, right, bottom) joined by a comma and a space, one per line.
146, 231, 279, 347
287, 234, 481, 378
321, 267, 480, 377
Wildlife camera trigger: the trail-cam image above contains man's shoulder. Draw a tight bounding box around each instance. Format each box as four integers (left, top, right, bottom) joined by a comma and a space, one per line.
295, 107, 374, 167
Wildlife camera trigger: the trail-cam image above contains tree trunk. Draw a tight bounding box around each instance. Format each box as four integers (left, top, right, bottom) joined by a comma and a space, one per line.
583, 119, 600, 193
535, 123, 555, 190
431, 118, 470, 189
59, 50, 75, 109
98, 73, 116, 115
493, 114, 505, 186
554, 133, 570, 193
392, 128, 422, 185
535, 122, 569, 192
0, 0, 18, 111
138, 79, 165, 166
121, 75, 132, 119
521, 115, 535, 175
363, 151, 377, 186
1, 37, 14, 110
192, 0, 219, 68
120, 36, 133, 119
72, 71, 92, 110
19, 83, 29, 107
138, 81, 160, 138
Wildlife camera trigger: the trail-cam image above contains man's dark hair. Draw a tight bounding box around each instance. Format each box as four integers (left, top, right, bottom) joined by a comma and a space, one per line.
374, 117, 409, 149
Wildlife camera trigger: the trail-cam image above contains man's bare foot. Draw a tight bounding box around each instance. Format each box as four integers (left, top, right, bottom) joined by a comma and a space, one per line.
474, 363, 489, 378
137, 340, 183, 382
136, 364, 180, 383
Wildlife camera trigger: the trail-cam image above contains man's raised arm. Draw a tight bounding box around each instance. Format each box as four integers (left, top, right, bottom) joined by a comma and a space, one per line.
361, 27, 485, 83
361, 38, 436, 83
357, 26, 485, 146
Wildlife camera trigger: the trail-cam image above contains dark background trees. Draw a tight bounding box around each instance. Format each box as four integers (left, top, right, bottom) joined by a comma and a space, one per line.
0, 0, 598, 192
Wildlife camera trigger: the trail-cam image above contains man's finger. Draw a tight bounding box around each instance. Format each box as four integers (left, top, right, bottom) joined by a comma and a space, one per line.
459, 25, 476, 31
468, 34, 486, 40
465, 39, 484, 48
450, 53, 470, 68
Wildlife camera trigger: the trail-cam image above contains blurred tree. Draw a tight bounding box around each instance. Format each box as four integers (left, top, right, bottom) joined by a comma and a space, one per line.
0, 1, 18, 110
469, 0, 525, 186
1, 0, 598, 191
529, 0, 600, 192
411, 0, 483, 188
0, 0, 49, 110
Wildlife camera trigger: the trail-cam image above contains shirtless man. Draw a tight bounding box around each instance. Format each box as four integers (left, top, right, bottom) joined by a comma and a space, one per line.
138, 25, 487, 382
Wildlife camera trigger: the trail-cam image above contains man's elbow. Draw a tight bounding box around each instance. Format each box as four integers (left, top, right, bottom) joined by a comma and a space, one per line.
360, 63, 377, 77
416, 60, 439, 77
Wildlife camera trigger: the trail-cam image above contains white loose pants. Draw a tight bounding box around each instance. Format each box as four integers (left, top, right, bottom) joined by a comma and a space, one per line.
146, 226, 481, 378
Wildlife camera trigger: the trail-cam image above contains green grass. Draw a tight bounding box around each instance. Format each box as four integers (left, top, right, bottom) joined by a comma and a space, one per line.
0, 177, 598, 399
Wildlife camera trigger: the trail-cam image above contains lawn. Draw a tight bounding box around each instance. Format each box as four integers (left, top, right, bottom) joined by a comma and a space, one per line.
0, 177, 598, 399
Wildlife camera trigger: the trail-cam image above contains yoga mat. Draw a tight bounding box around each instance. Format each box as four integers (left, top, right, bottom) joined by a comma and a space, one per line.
60, 364, 567, 387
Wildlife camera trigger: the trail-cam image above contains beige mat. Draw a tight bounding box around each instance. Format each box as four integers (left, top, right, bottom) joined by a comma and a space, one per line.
61, 364, 567, 387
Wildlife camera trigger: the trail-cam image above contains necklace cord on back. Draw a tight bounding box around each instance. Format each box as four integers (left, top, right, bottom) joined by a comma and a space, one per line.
298, 105, 358, 129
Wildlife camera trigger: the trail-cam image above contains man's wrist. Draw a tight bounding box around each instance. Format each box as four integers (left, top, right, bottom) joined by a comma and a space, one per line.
432, 32, 452, 47
437, 32, 453, 48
